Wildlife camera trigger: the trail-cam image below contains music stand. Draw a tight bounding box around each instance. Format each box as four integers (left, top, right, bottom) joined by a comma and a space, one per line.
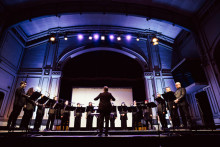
45, 99, 56, 108
29, 91, 42, 101
155, 97, 165, 103
118, 106, 128, 112
86, 106, 95, 113
147, 102, 157, 108
75, 107, 86, 113
128, 106, 138, 113
162, 92, 176, 102
65, 105, 76, 111
37, 96, 49, 104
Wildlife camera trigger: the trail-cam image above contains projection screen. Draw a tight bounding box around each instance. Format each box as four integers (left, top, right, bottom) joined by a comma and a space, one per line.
70, 87, 133, 128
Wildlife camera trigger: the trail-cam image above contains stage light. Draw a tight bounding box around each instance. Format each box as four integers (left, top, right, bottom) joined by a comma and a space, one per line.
152, 37, 159, 43
93, 34, 99, 40
153, 41, 159, 45
89, 36, 93, 40
126, 35, 132, 41
50, 36, 56, 42
78, 34, 83, 40
136, 37, 140, 41
152, 36, 159, 45
64, 35, 68, 40
109, 34, 114, 40
117, 36, 121, 41
101, 35, 105, 40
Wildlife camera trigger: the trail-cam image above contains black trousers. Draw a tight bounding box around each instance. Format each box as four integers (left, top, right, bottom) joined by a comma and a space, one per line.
132, 113, 139, 129
7, 105, 23, 128
74, 115, 81, 130
20, 109, 34, 129
86, 115, 93, 130
99, 110, 110, 134
158, 113, 167, 128
168, 102, 180, 127
121, 116, 127, 130
177, 101, 192, 127
110, 117, 115, 129
61, 115, 69, 131
46, 114, 56, 130
34, 111, 45, 130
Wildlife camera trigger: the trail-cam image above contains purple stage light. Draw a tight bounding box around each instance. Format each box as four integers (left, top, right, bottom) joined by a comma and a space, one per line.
93, 34, 99, 40
78, 34, 83, 40
109, 34, 114, 40
126, 35, 132, 40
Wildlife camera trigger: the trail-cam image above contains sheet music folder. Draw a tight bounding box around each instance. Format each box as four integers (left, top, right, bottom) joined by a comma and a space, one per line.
29, 91, 42, 101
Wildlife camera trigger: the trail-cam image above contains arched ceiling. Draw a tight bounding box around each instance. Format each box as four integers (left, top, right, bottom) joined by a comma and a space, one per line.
0, 0, 214, 47
0, 0, 207, 15
18, 13, 182, 39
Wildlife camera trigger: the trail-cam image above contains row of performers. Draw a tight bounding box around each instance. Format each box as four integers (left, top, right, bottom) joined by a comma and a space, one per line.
7, 81, 192, 131
7, 86, 156, 131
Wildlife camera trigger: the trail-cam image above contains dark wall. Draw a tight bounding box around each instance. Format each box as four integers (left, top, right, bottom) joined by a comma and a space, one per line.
59, 51, 146, 102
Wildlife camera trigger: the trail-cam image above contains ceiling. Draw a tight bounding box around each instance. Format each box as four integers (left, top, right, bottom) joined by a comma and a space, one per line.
0, 0, 212, 44
0, 0, 207, 15
18, 13, 182, 39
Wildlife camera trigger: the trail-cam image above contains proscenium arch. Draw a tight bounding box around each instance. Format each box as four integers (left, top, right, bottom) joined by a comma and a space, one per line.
57, 47, 149, 71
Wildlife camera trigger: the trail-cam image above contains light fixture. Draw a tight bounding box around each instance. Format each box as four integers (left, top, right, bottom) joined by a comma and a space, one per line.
117, 36, 121, 41
136, 37, 140, 41
126, 35, 131, 41
152, 37, 159, 43
153, 41, 159, 45
101, 35, 105, 40
64, 34, 68, 40
152, 36, 159, 45
109, 34, 114, 40
50, 36, 56, 42
78, 34, 83, 40
93, 34, 99, 40
89, 35, 93, 40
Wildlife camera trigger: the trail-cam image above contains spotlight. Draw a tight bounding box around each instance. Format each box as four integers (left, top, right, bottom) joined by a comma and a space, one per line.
109, 34, 114, 40
64, 35, 68, 40
101, 35, 105, 40
136, 37, 140, 41
78, 34, 83, 40
117, 36, 121, 41
153, 42, 159, 45
152, 37, 159, 43
93, 34, 99, 40
89, 36, 93, 40
50, 36, 56, 42
126, 35, 132, 41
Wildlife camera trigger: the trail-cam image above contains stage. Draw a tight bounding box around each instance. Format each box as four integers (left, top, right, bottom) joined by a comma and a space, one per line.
0, 129, 219, 146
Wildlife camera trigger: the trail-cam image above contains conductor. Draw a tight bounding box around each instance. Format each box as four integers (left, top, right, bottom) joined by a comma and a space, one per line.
94, 86, 116, 137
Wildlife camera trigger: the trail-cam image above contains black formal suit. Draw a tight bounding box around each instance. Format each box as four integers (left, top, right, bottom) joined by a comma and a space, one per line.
110, 106, 117, 130
86, 106, 94, 130
7, 87, 28, 129
119, 106, 128, 130
74, 107, 83, 130
174, 87, 192, 128
131, 106, 139, 130
163, 91, 180, 128
46, 102, 58, 130
20, 97, 36, 130
155, 97, 167, 129
142, 104, 153, 130
94, 91, 116, 135
61, 105, 70, 131
34, 103, 45, 131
